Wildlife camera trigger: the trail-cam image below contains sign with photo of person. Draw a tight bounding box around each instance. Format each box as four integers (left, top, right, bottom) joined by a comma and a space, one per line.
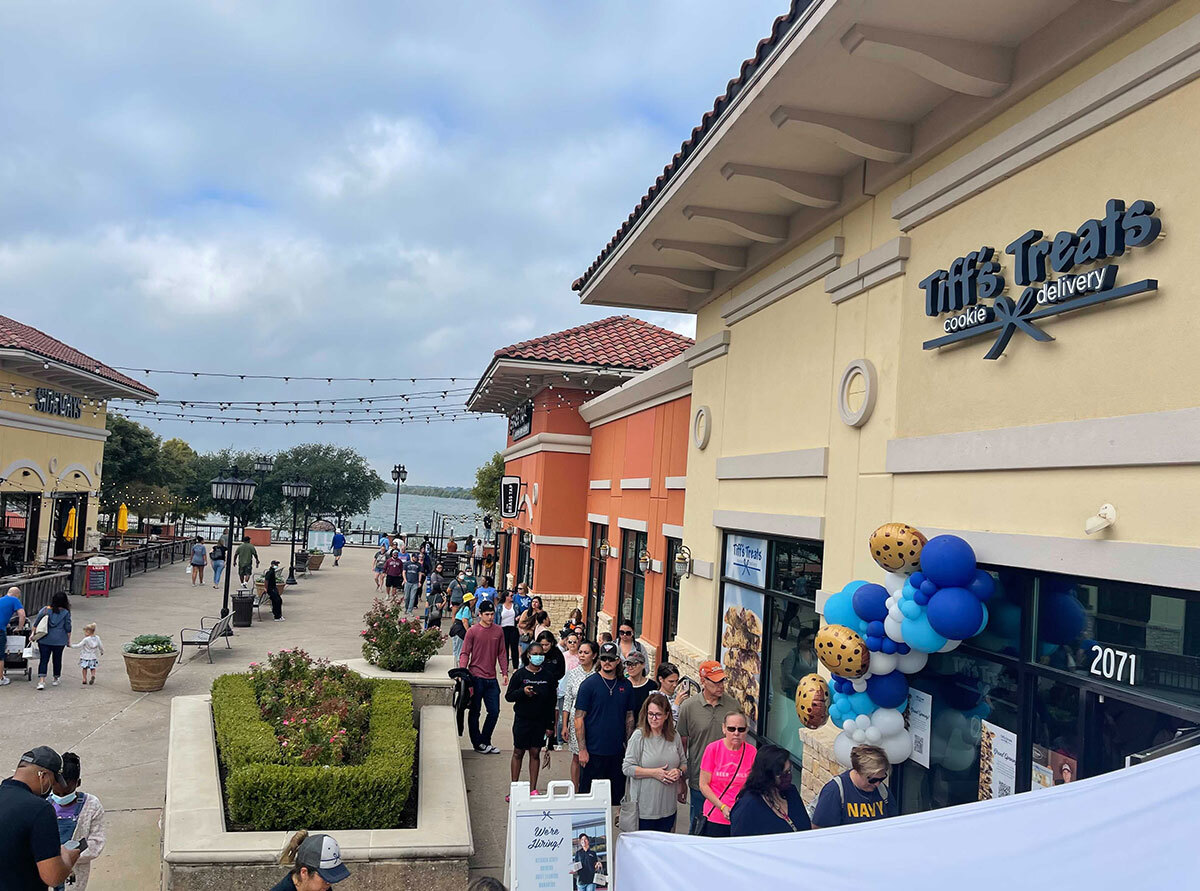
506, 780, 613, 889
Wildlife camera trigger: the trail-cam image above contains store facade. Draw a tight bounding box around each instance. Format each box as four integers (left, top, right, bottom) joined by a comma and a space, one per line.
0, 316, 157, 572
467, 316, 693, 658
572, 0, 1200, 807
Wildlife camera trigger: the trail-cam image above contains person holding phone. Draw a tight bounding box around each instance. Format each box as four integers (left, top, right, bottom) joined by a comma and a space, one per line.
504, 641, 557, 797
0, 746, 81, 891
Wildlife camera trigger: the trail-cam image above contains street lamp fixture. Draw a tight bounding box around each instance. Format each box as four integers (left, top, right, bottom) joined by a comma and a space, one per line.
391, 463, 408, 535
253, 455, 275, 477
281, 478, 312, 586
673, 544, 692, 579
210, 466, 258, 625
637, 548, 652, 574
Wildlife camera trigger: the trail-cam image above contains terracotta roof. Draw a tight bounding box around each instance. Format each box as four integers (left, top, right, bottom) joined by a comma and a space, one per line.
573, 1, 811, 294
0, 315, 158, 396
493, 315, 692, 369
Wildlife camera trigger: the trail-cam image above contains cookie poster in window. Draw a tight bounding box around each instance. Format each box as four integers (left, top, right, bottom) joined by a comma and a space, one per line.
720, 584, 764, 726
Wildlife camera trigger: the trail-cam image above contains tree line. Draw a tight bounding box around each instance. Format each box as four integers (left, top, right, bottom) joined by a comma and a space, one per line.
101, 414, 386, 530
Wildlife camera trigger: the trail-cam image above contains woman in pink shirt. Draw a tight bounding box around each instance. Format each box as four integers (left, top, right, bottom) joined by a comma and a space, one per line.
697, 711, 756, 837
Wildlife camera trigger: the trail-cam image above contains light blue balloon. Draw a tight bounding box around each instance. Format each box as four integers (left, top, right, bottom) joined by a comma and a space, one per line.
823, 589, 860, 628
848, 691, 878, 716
973, 603, 990, 637
901, 580, 919, 601
902, 614, 948, 653
899, 600, 922, 619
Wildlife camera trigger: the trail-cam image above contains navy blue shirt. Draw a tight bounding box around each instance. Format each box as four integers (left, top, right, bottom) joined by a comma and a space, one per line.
0, 777, 61, 891
332, 533, 346, 550
730, 784, 812, 836
574, 673, 633, 755
812, 771, 893, 827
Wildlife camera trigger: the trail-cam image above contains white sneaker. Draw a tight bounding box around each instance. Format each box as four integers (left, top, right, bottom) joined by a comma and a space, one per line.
51, 678, 59, 686
0, 677, 10, 686
36, 681, 45, 690
485, 745, 502, 754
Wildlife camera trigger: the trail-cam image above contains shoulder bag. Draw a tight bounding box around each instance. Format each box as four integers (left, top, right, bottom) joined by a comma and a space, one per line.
30, 610, 50, 643
689, 743, 746, 835
619, 733, 644, 829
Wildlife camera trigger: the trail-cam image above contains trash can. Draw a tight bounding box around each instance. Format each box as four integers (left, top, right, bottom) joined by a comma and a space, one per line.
232, 588, 254, 628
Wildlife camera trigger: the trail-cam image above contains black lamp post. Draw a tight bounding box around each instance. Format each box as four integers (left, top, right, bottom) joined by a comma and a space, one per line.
282, 478, 311, 586
210, 466, 257, 623
391, 463, 407, 534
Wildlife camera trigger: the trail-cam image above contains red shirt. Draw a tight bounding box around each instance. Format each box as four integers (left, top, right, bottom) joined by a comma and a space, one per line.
460, 621, 508, 678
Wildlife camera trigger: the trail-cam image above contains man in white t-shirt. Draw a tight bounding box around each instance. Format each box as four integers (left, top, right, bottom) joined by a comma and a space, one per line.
472, 540, 485, 575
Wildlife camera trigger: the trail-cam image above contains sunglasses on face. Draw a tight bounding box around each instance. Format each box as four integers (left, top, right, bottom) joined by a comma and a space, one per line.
725, 726, 748, 733
867, 775, 887, 784
618, 630, 632, 636
599, 656, 619, 662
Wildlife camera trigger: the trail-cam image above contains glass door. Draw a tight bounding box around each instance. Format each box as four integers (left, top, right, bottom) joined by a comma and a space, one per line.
587, 523, 607, 640
1083, 690, 1198, 777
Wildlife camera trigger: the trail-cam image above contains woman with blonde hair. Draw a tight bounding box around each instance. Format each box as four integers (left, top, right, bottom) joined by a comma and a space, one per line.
620, 691, 687, 832
811, 744, 893, 828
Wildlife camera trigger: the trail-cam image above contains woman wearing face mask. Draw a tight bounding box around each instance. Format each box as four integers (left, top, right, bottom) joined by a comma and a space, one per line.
504, 641, 557, 798
50, 752, 106, 891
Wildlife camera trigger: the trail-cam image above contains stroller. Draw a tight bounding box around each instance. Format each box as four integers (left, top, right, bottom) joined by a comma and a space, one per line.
4, 618, 33, 683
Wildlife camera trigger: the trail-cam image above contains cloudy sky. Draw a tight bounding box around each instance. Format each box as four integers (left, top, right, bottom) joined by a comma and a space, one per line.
0, 1, 784, 486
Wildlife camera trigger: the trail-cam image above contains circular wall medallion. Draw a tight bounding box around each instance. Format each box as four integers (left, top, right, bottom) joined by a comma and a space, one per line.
692, 405, 712, 450
838, 359, 878, 428
95, 461, 103, 477
48, 457, 59, 473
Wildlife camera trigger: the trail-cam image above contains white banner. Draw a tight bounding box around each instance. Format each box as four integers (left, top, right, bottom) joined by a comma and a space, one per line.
617, 745, 1200, 889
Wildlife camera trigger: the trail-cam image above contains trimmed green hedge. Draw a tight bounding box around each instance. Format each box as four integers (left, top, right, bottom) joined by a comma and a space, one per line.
211, 674, 417, 830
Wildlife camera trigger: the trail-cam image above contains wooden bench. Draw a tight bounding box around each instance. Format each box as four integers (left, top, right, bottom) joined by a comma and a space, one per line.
178, 613, 233, 663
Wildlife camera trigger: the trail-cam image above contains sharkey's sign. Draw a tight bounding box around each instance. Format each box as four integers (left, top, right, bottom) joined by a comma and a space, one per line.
920, 199, 1160, 360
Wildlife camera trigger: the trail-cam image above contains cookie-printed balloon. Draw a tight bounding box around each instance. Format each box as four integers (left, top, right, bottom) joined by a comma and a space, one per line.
815, 624, 870, 679
869, 523, 928, 573
794, 673, 830, 729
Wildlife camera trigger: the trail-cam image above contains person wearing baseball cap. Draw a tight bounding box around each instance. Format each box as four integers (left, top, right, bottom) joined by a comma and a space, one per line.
676, 660, 742, 830
274, 830, 350, 890
574, 640, 634, 808
1, 745, 81, 890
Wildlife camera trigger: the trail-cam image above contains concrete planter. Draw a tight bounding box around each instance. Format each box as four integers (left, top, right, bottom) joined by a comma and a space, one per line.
307, 553, 326, 570
340, 655, 455, 712
123, 651, 177, 692
164, 696, 472, 891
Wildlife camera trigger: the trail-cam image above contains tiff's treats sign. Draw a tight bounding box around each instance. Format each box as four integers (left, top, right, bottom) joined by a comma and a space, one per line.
920, 199, 1160, 360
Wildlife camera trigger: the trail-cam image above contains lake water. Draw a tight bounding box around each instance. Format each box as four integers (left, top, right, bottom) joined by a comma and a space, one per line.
349, 491, 482, 537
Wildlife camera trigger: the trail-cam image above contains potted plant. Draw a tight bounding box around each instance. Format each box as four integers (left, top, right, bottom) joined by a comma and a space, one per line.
123, 634, 178, 692
306, 548, 326, 570
253, 572, 268, 597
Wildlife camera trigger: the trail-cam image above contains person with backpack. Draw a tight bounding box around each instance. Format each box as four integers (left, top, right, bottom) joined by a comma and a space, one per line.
426, 582, 448, 631
451, 593, 475, 664
810, 744, 894, 828
209, 540, 227, 589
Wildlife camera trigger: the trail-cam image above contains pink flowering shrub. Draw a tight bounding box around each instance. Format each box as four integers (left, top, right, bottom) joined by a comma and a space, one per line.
248, 649, 371, 765
361, 594, 444, 672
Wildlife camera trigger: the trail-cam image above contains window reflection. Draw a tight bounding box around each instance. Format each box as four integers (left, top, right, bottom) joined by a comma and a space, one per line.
763, 595, 818, 761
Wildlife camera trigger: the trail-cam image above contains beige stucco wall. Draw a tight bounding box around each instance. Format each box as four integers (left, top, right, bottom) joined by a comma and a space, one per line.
0, 369, 108, 558
673, 0, 1200, 663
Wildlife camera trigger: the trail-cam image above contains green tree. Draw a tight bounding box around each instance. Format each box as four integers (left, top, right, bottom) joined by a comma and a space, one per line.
100, 415, 162, 510
471, 452, 504, 513
269, 444, 386, 525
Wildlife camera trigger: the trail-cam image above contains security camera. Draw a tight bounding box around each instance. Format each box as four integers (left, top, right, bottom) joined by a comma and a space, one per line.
1085, 503, 1117, 536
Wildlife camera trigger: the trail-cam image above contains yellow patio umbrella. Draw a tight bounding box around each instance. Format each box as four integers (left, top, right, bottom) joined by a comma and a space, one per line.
63, 506, 78, 542
117, 503, 129, 535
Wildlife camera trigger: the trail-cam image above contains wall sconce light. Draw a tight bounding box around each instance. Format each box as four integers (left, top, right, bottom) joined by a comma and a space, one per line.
638, 548, 652, 574
597, 538, 611, 559
673, 544, 692, 579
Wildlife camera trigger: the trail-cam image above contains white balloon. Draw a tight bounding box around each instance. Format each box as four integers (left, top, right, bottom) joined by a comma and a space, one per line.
888, 604, 905, 623
883, 571, 908, 594
885, 594, 898, 609
842, 719, 856, 733
884, 616, 905, 643
852, 728, 867, 743
852, 678, 868, 693
871, 708, 905, 736
855, 714, 871, 730
833, 731, 854, 768
869, 652, 898, 675
938, 638, 963, 653
882, 730, 914, 764
895, 650, 928, 674
865, 726, 883, 743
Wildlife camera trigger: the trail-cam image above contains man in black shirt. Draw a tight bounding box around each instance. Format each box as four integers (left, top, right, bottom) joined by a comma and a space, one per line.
572, 833, 603, 890
0, 746, 79, 891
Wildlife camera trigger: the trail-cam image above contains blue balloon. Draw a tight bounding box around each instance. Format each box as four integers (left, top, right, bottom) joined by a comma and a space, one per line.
910, 571, 926, 588
974, 603, 990, 637
832, 676, 854, 695
1039, 590, 1086, 645
927, 586, 985, 640
880, 637, 898, 655
902, 614, 948, 653
866, 670, 909, 709
852, 583, 890, 623
920, 535, 977, 588
866, 635, 885, 652
847, 691, 878, 716
913, 589, 931, 606
899, 600, 922, 619
867, 620, 885, 637
920, 579, 938, 597
896, 642, 910, 655
823, 588, 860, 628
968, 569, 996, 602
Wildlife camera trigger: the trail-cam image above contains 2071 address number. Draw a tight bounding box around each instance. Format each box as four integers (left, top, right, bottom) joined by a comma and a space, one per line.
1089, 645, 1137, 686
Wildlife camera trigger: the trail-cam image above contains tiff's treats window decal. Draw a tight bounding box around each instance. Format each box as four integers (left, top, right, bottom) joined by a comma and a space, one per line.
920, 199, 1160, 360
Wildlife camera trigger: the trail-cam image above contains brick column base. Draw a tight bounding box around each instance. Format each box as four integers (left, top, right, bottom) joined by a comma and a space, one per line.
798, 723, 843, 804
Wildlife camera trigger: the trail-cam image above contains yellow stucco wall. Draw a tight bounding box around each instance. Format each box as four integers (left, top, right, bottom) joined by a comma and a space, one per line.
674, 0, 1200, 659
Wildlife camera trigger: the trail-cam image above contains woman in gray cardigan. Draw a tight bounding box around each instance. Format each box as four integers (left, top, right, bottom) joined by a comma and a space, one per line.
621, 691, 688, 832
33, 591, 72, 690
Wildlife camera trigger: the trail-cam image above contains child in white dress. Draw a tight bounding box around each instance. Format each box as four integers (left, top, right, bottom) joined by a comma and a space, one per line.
71, 623, 104, 686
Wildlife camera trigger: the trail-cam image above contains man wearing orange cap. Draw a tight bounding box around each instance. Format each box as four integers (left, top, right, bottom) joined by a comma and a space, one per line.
676, 660, 743, 830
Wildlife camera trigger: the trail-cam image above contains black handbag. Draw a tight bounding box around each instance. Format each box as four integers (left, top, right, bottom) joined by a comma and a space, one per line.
450, 617, 466, 639
689, 744, 746, 835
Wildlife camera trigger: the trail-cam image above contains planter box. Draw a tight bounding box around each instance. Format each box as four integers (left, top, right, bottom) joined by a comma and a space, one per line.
164, 697, 471, 891
244, 528, 271, 548
340, 655, 455, 712
307, 553, 326, 570
123, 651, 178, 692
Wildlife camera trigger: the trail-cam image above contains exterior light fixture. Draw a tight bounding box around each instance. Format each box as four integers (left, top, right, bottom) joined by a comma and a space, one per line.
209, 466, 258, 622
282, 478, 312, 585
673, 544, 692, 579
638, 548, 652, 574
253, 455, 275, 476
597, 538, 611, 559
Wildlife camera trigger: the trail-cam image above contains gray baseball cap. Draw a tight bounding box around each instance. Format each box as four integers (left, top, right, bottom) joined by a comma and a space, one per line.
296, 834, 350, 883
19, 746, 65, 784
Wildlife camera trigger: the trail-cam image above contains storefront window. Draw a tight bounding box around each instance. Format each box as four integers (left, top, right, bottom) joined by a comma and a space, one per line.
663, 537, 682, 643
620, 529, 647, 635
899, 653, 1019, 814
1032, 677, 1081, 789
769, 539, 822, 599
517, 530, 533, 588
587, 523, 608, 640
763, 595, 818, 762
0, 493, 36, 574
